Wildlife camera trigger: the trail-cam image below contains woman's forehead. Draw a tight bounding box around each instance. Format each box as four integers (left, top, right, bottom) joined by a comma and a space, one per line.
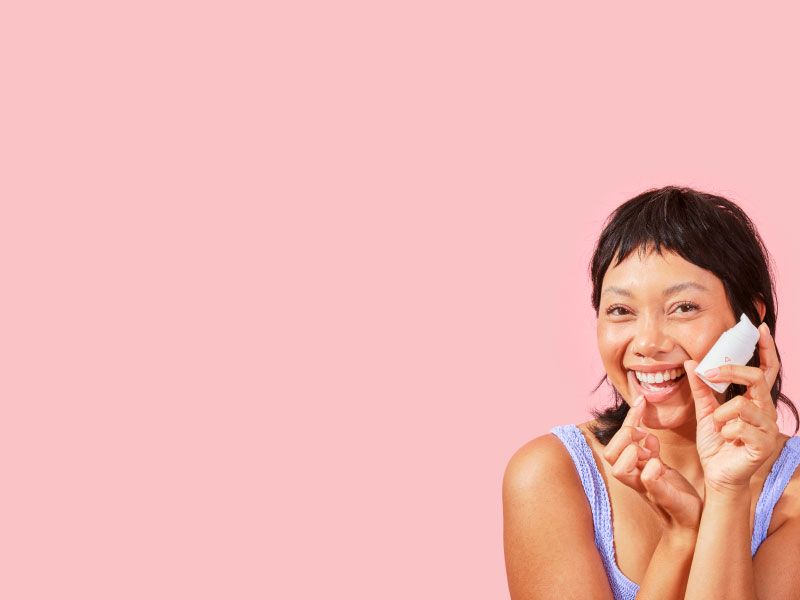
602, 249, 721, 293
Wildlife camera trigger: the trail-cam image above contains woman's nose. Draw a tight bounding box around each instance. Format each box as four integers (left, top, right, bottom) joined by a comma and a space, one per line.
632, 319, 672, 356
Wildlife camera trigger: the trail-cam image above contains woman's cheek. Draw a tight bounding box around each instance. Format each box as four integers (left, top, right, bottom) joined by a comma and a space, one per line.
683, 326, 723, 360
597, 324, 631, 351
596, 326, 630, 373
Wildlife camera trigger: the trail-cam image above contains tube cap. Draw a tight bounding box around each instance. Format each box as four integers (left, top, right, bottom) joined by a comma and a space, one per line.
731, 313, 760, 349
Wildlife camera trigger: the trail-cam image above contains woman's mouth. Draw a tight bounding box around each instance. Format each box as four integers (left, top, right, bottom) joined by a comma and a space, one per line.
629, 369, 687, 402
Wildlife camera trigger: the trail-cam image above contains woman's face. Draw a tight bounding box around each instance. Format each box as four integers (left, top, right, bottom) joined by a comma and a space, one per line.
597, 246, 739, 425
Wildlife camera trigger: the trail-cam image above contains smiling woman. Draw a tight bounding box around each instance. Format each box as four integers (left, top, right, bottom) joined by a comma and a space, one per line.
587, 187, 797, 442
503, 186, 800, 600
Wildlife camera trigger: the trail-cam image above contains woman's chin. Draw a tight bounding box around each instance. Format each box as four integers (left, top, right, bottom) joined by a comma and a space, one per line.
640, 401, 695, 429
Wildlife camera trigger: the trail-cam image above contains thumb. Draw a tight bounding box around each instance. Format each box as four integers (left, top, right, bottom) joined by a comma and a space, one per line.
683, 359, 720, 421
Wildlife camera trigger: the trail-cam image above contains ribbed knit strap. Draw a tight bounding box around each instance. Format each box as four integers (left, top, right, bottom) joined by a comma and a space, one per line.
550, 425, 639, 600
752, 436, 800, 556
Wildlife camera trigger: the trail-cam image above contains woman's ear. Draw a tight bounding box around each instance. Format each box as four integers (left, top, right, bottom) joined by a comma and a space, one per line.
755, 299, 766, 322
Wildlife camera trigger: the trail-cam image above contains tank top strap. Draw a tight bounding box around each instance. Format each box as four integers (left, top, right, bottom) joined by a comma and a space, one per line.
549, 425, 610, 535
752, 436, 800, 556
549, 424, 639, 599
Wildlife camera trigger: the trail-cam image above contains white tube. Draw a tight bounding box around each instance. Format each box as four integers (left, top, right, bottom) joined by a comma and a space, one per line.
695, 313, 761, 393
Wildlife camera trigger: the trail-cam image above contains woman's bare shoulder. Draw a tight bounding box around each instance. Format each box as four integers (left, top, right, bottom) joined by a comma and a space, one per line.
503, 427, 615, 599
503, 426, 593, 495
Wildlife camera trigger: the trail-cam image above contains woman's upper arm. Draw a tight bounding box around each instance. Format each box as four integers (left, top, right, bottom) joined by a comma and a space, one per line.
503, 434, 615, 600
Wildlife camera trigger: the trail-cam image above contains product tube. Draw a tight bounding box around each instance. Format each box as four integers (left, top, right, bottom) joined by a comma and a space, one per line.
695, 313, 761, 393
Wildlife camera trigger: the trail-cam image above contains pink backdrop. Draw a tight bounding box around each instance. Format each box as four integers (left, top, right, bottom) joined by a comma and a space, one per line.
3, 1, 799, 599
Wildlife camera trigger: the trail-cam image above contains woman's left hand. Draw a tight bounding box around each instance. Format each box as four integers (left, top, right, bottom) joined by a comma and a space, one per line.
683, 322, 782, 494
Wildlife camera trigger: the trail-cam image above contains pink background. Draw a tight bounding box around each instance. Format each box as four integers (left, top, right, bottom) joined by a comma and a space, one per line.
3, 1, 799, 598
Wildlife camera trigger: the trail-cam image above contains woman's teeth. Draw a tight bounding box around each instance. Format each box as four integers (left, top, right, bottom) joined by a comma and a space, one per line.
632, 367, 686, 390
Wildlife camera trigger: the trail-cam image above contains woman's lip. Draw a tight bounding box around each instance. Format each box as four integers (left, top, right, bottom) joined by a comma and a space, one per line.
631, 372, 687, 403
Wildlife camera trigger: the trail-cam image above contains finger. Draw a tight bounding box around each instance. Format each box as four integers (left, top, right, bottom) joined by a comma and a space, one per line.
603, 424, 649, 464
641, 431, 660, 458
634, 444, 654, 467
640, 459, 701, 525
702, 364, 765, 388
599, 372, 649, 465
684, 359, 721, 421
612, 444, 646, 493
720, 418, 771, 448
623, 396, 646, 428
640, 457, 670, 500
720, 420, 779, 455
758, 322, 780, 391
613, 443, 640, 477
713, 396, 773, 433
624, 370, 647, 427
702, 364, 771, 408
641, 456, 666, 482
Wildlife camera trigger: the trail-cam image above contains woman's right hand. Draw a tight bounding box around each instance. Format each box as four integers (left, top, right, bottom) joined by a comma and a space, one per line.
600, 371, 703, 535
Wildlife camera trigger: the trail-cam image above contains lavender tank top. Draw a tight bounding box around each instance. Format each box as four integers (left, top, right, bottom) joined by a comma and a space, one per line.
550, 424, 800, 600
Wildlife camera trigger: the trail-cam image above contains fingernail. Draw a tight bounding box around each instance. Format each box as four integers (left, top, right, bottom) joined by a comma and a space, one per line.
704, 367, 720, 378
634, 394, 644, 406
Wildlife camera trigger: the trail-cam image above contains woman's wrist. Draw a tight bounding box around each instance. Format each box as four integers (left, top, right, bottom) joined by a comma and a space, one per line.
662, 525, 699, 551
704, 483, 751, 505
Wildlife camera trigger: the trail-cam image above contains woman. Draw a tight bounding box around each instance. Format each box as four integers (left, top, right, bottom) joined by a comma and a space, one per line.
503, 186, 800, 600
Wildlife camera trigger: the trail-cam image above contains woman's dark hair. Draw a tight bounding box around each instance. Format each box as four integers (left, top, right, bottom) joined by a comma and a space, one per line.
587, 185, 798, 445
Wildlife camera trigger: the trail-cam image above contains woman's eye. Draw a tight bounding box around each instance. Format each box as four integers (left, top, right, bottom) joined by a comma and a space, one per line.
605, 303, 698, 317
674, 302, 699, 314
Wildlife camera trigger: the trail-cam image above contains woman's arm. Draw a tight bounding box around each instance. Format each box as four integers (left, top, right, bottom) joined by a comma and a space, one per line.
503, 436, 615, 600
684, 486, 756, 600
679, 330, 785, 599
634, 527, 697, 599
598, 384, 704, 598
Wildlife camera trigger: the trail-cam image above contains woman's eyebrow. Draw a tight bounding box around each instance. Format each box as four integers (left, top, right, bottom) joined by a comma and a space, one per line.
602, 281, 710, 298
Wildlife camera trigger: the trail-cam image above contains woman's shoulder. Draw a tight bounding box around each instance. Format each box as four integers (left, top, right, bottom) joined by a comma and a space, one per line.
502, 427, 599, 520
503, 428, 613, 597
503, 425, 596, 495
